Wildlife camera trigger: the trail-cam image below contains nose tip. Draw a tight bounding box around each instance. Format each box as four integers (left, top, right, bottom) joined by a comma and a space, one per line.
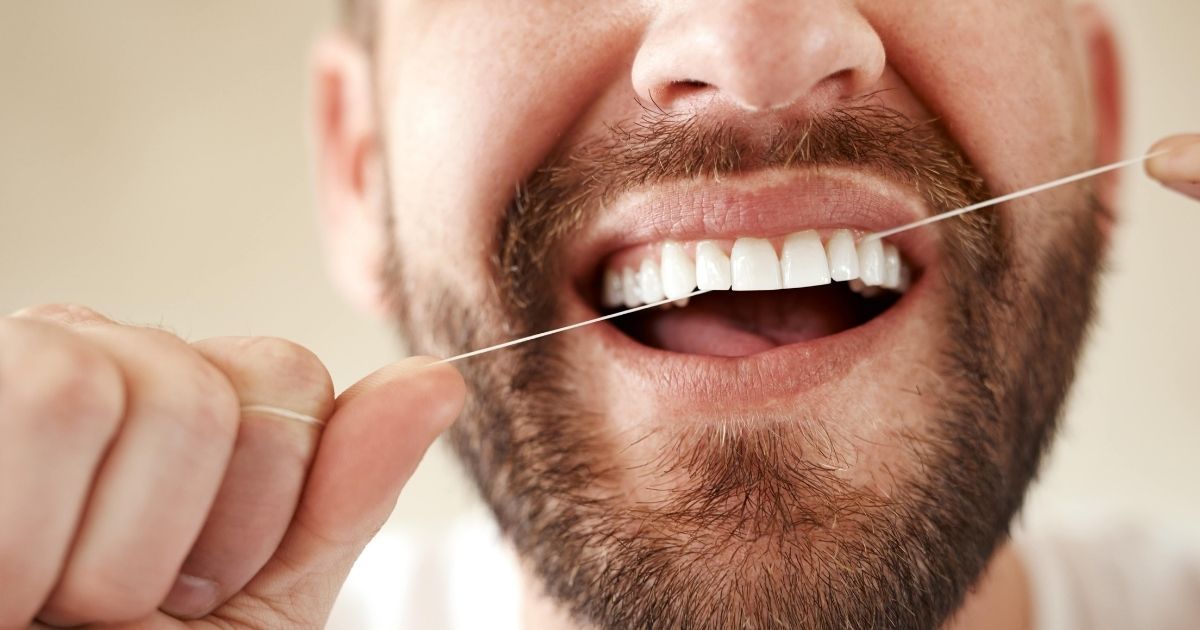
632, 0, 886, 115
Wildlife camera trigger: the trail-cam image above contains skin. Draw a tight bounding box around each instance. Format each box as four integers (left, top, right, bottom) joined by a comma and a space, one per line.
0, 1, 1197, 629
316, 0, 1199, 628
0, 305, 466, 627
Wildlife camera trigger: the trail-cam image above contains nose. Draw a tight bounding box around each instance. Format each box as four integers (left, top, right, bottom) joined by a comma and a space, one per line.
632, 0, 886, 114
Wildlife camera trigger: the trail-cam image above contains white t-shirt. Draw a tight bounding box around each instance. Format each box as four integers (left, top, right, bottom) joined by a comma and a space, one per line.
330, 512, 1200, 630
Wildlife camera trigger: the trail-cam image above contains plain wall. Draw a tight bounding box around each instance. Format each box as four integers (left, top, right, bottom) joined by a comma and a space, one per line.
1, 1, 1197, 538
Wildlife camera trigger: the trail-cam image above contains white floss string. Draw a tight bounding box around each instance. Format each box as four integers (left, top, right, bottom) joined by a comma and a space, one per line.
437, 290, 711, 364
437, 150, 1169, 365
863, 150, 1169, 241
240, 404, 326, 427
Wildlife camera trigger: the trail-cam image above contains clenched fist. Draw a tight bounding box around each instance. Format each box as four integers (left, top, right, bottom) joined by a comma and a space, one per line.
0, 304, 466, 629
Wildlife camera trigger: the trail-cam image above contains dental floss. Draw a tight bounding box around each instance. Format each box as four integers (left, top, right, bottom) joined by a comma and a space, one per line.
240, 404, 326, 427
435, 149, 1173, 364
863, 150, 1170, 242
436, 290, 711, 364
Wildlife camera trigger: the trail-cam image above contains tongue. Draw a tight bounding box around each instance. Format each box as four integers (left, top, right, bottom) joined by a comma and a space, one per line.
625, 287, 864, 358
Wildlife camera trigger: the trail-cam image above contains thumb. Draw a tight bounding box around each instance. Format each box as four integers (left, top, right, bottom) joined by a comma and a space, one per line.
213, 356, 466, 627
1146, 134, 1200, 200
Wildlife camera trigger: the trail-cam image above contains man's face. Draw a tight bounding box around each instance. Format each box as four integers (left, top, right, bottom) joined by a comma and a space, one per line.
337, 1, 1115, 627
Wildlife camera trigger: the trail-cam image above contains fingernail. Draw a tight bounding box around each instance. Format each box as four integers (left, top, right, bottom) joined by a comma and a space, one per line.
161, 573, 219, 619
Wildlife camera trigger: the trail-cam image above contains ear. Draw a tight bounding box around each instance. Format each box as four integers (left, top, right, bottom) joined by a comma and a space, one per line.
311, 33, 390, 317
1072, 3, 1125, 221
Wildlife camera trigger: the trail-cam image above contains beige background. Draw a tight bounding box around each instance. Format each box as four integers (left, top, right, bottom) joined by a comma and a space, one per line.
0, 1, 1196, 539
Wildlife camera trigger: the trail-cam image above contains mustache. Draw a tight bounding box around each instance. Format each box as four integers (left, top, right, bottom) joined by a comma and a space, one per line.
496, 102, 991, 328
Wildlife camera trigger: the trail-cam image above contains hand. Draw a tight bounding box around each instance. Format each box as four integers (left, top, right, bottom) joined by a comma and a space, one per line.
0, 304, 466, 629
1147, 133, 1200, 200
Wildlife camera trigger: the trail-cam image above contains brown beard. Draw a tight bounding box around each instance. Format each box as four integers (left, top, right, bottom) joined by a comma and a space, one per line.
383, 103, 1103, 629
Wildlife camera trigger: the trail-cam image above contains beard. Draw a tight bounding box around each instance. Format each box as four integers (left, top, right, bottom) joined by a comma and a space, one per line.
384, 103, 1104, 629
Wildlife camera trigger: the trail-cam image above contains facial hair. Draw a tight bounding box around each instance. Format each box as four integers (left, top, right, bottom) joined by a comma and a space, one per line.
384, 103, 1104, 629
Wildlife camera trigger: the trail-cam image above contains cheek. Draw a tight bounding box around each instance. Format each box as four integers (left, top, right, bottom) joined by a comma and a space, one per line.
379, 2, 645, 301
867, 0, 1094, 248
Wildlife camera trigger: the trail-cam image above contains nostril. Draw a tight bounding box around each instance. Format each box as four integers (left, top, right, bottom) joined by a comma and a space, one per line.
822, 68, 860, 95
649, 79, 713, 108
826, 68, 854, 86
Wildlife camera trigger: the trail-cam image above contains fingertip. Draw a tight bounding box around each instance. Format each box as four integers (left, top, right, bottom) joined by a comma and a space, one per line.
1146, 134, 1200, 183
415, 360, 468, 431
358, 358, 466, 432
337, 356, 465, 412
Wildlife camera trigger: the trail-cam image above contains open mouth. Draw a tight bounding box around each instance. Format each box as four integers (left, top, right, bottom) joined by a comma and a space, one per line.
556, 169, 938, 397
592, 230, 916, 358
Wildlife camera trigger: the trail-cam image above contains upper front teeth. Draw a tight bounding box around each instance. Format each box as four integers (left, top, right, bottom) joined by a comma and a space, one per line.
695, 241, 733, 293
780, 231, 832, 289
661, 241, 698, 298
602, 230, 912, 309
730, 238, 783, 291
638, 259, 665, 302
826, 230, 860, 282
856, 237, 886, 287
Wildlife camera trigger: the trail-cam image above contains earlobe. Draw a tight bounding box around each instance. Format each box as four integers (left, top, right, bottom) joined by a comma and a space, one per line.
311, 33, 391, 318
1072, 3, 1125, 228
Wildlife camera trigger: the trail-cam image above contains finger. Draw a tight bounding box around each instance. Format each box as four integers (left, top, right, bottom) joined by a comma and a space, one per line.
32, 314, 241, 626
1146, 134, 1200, 199
0, 317, 125, 628
214, 357, 466, 628
158, 337, 335, 619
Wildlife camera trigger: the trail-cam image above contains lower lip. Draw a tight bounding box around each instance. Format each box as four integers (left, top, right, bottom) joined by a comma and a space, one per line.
571, 272, 932, 405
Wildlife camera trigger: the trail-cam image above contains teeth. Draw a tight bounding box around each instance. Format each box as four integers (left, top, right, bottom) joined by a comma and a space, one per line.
731, 238, 783, 291
638, 259, 665, 303
780, 230, 832, 289
898, 264, 912, 292
602, 230, 911, 309
826, 229, 861, 282
660, 241, 697, 300
856, 238, 886, 287
695, 240, 733, 291
622, 267, 641, 307
602, 269, 624, 308
882, 243, 902, 290
849, 279, 881, 298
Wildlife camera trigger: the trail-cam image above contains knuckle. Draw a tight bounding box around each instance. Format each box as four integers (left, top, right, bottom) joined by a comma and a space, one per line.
9, 303, 109, 326
115, 326, 240, 444
130, 324, 189, 349
0, 322, 124, 434
234, 337, 332, 392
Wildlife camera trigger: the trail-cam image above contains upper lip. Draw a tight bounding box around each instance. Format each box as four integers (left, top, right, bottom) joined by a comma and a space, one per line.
567, 165, 939, 297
